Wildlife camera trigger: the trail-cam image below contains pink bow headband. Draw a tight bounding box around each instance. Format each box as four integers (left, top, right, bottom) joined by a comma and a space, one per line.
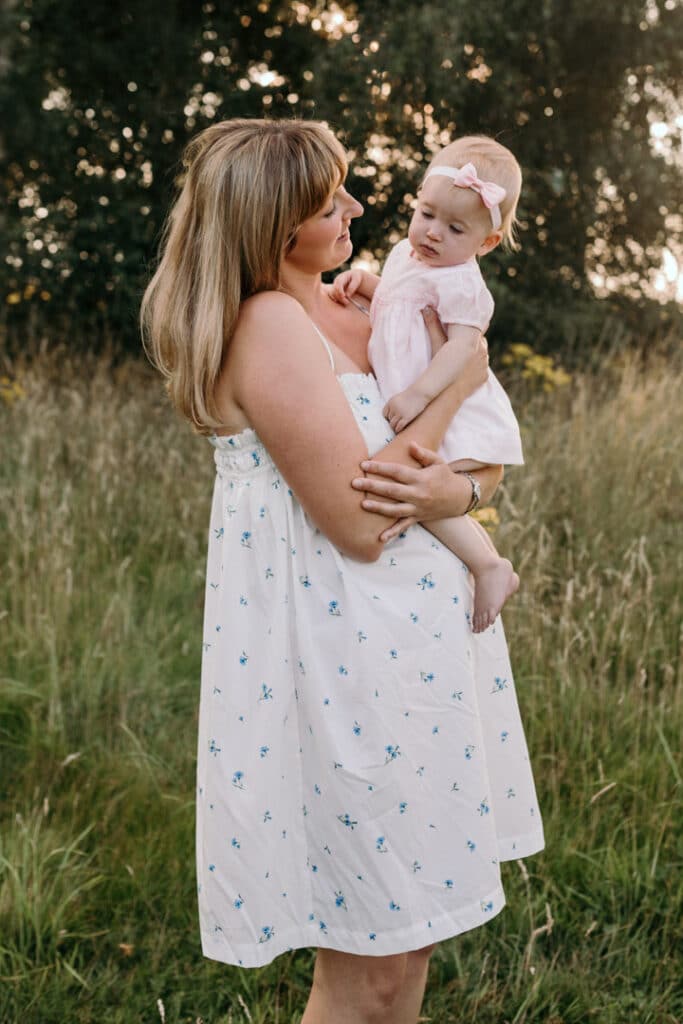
424, 163, 506, 230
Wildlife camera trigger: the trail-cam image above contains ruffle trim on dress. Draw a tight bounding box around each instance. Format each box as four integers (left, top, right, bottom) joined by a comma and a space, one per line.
210, 431, 275, 477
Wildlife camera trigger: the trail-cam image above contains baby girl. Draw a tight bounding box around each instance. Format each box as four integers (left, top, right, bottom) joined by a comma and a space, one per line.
333, 135, 523, 632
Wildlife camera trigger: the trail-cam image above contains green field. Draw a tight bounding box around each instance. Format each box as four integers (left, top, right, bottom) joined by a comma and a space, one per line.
1, 346, 681, 1023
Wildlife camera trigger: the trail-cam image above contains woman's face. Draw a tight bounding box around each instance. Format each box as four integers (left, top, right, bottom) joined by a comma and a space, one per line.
285, 185, 363, 275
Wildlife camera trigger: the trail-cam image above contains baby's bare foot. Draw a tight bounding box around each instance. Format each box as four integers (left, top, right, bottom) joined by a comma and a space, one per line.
472, 560, 519, 633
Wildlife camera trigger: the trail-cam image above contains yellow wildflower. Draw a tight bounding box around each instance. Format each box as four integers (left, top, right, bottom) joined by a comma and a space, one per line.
0, 376, 26, 405
470, 506, 500, 532
502, 343, 571, 391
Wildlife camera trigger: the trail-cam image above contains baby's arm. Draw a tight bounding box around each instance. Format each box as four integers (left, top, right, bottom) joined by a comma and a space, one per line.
383, 323, 481, 434
330, 268, 380, 306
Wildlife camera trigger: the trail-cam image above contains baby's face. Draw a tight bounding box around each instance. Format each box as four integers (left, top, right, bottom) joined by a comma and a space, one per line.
408, 176, 496, 267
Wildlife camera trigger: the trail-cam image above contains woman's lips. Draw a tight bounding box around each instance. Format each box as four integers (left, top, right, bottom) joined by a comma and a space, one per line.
337, 229, 350, 242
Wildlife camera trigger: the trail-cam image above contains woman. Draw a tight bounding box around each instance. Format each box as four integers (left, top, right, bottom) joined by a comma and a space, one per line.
141, 119, 544, 1024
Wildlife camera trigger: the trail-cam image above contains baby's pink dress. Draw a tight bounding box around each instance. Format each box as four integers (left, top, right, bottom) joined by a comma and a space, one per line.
369, 239, 523, 465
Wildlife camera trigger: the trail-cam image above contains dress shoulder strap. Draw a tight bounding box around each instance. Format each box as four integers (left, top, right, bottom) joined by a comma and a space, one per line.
309, 321, 336, 372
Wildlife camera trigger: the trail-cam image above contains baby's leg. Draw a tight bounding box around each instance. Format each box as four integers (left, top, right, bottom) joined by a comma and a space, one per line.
425, 515, 519, 633
449, 457, 487, 472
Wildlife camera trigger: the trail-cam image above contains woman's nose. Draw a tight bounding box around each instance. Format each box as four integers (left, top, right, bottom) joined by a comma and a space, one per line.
343, 192, 364, 219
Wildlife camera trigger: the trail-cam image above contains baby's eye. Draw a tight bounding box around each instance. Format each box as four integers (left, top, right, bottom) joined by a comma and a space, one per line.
421, 211, 434, 219
449, 225, 463, 234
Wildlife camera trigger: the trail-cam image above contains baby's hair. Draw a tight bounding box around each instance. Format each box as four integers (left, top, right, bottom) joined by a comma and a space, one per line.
426, 135, 522, 250
141, 118, 347, 433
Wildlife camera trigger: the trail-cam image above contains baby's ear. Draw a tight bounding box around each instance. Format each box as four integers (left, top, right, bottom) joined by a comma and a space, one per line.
478, 231, 503, 257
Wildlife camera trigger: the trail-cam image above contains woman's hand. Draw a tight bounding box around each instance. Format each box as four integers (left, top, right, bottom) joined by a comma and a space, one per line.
459, 332, 489, 397
421, 305, 489, 398
351, 442, 472, 543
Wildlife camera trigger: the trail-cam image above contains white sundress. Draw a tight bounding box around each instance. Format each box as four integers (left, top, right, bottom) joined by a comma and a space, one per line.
196, 329, 544, 969
369, 238, 524, 466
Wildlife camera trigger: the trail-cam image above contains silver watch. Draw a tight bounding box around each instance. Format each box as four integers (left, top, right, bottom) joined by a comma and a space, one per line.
457, 470, 481, 513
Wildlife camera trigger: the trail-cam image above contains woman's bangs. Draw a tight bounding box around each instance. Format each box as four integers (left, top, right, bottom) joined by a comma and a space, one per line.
303, 135, 348, 218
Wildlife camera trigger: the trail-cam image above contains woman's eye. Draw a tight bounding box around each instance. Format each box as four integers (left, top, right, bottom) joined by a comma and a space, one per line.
323, 204, 336, 218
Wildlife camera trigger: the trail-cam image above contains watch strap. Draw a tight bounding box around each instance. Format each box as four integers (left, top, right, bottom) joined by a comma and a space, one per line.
457, 470, 481, 513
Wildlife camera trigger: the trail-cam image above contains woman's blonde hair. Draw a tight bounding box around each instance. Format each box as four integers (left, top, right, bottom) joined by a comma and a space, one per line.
427, 135, 523, 250
140, 118, 347, 433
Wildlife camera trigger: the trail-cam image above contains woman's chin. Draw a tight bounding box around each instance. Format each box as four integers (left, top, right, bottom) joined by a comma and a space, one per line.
328, 240, 353, 269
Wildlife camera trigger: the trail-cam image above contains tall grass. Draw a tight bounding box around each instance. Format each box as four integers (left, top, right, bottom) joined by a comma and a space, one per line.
1, 346, 681, 1023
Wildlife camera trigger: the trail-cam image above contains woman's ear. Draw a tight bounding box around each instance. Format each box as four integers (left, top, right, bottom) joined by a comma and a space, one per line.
477, 231, 503, 257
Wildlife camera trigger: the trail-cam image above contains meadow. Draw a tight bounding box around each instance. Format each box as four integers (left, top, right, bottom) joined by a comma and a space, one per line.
0, 340, 681, 1023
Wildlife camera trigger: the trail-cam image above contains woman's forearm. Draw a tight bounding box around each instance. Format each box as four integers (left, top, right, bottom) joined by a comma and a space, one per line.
470, 464, 504, 506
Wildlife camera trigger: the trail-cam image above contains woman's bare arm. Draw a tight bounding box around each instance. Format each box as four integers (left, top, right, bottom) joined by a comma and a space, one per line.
224, 292, 486, 562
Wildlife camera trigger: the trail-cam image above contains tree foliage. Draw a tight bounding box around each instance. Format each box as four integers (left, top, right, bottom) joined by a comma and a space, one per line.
1, 0, 681, 356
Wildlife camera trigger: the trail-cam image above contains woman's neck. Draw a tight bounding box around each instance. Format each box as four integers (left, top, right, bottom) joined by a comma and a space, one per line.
278, 265, 329, 317
277, 261, 371, 374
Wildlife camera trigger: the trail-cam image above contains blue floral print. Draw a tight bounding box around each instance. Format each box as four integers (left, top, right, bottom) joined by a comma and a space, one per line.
196, 369, 544, 970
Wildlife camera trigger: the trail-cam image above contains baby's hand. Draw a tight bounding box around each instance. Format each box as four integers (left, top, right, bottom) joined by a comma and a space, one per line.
383, 388, 429, 434
330, 269, 364, 306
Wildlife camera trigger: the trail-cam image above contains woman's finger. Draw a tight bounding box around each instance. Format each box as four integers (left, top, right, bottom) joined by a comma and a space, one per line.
379, 516, 418, 543
355, 477, 414, 499
353, 476, 415, 496
408, 442, 446, 467
362, 498, 417, 517
356, 460, 417, 482
421, 305, 447, 345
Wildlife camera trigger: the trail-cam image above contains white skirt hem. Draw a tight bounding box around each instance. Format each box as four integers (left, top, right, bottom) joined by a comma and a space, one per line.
497, 828, 545, 862
200, 882, 507, 968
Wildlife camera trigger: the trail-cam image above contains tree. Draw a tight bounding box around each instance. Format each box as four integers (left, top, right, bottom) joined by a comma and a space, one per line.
1, 0, 681, 356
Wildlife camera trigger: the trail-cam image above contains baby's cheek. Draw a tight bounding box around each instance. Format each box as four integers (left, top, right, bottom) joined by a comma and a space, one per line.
407, 216, 421, 247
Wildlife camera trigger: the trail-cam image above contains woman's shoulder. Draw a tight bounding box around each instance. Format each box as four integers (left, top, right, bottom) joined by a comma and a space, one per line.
237, 290, 304, 331
231, 291, 314, 359
230, 290, 332, 379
